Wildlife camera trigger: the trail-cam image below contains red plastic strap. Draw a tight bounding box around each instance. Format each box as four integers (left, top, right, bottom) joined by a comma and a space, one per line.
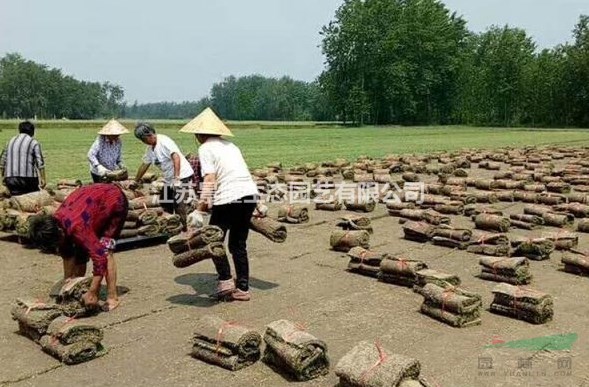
25, 299, 46, 315
359, 250, 368, 263
477, 235, 488, 245
491, 258, 512, 277
360, 341, 388, 384
215, 321, 239, 355
396, 257, 409, 270
284, 321, 308, 341
512, 286, 544, 314
341, 232, 351, 245
441, 286, 456, 316
64, 317, 76, 325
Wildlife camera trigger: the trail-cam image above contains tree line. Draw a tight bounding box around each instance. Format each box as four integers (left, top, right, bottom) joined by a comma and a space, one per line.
320, 0, 589, 127
0, 53, 124, 119
122, 75, 334, 121
1, 0, 588, 127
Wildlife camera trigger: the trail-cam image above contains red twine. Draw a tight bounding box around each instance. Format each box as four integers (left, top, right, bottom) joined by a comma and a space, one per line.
215, 321, 240, 355
360, 341, 388, 384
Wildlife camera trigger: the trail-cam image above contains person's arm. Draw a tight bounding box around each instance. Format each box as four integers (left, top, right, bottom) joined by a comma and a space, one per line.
0, 145, 8, 177
197, 173, 217, 212
38, 169, 47, 189
135, 162, 151, 182
34, 142, 46, 188
135, 149, 153, 181
116, 146, 125, 169
197, 145, 217, 211
72, 231, 108, 276
71, 230, 108, 304
87, 139, 100, 168
171, 153, 181, 181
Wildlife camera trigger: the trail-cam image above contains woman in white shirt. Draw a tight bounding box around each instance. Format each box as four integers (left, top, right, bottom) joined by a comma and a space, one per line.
180, 108, 259, 301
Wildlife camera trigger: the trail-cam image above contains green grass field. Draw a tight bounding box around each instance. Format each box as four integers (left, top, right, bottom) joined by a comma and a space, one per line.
1, 121, 589, 183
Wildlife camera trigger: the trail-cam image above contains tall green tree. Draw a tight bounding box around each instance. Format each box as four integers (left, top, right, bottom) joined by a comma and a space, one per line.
0, 53, 124, 119
456, 26, 535, 126
320, 0, 468, 125
565, 15, 589, 126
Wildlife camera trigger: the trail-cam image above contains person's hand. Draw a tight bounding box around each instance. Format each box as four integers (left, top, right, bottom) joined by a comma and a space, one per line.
187, 210, 206, 229
254, 203, 268, 218
82, 291, 99, 308
117, 163, 126, 171
172, 177, 183, 189
196, 199, 210, 213
96, 165, 110, 177
39, 179, 47, 189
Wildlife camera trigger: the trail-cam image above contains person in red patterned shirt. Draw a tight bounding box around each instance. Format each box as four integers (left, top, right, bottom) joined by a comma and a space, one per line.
28, 184, 128, 311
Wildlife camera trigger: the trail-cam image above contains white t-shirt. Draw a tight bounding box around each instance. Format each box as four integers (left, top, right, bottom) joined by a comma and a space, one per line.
198, 137, 258, 205
142, 134, 193, 184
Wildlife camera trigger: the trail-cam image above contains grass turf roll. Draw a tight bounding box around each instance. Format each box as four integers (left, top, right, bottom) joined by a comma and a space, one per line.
167, 226, 224, 254
335, 341, 420, 387
172, 242, 227, 268
277, 205, 310, 224
39, 335, 107, 365
330, 230, 370, 252
262, 320, 329, 381
249, 216, 287, 243
191, 315, 262, 371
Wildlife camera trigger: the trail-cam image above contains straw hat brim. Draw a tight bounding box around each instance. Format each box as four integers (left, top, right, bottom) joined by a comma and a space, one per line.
98, 119, 130, 135
179, 107, 234, 137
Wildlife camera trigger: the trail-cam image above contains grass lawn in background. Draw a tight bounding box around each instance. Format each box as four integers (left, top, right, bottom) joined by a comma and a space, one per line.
1, 121, 588, 183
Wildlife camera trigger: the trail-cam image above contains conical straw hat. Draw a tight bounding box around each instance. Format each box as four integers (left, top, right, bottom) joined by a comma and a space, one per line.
97, 119, 129, 135
179, 107, 234, 137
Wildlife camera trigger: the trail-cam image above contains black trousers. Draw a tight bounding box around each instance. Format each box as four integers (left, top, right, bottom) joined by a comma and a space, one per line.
4, 177, 40, 196
90, 173, 102, 183
209, 195, 257, 291
159, 175, 194, 228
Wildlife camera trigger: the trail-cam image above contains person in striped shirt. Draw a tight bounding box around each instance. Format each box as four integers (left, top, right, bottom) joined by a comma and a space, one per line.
0, 121, 46, 195
87, 119, 129, 183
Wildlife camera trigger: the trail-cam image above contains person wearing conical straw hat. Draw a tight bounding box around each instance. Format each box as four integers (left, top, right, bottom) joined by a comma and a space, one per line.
180, 107, 260, 302
87, 119, 129, 183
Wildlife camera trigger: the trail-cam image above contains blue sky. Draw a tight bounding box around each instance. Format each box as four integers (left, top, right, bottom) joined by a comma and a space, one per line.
1, 0, 588, 103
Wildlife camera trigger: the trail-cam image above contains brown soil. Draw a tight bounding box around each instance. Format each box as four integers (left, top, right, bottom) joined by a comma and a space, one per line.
1, 164, 589, 387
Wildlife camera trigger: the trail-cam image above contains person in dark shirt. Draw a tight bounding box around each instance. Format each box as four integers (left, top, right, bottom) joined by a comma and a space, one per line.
28, 184, 128, 311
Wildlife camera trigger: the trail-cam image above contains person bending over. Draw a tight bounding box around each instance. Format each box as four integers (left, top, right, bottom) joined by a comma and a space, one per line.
28, 184, 128, 311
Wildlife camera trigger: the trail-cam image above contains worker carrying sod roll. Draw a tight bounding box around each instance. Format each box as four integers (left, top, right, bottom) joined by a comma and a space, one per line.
179, 107, 260, 302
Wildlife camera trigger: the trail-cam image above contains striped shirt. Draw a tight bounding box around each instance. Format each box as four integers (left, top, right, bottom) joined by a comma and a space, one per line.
87, 136, 122, 175
0, 133, 45, 178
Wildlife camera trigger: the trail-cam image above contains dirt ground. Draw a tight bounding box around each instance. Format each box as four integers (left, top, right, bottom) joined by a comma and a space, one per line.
2, 163, 589, 387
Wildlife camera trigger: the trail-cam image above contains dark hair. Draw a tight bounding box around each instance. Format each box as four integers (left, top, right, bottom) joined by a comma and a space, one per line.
19, 121, 35, 136
28, 214, 60, 252
134, 122, 155, 140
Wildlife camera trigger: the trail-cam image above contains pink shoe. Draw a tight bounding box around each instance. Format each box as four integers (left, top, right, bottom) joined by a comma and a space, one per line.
231, 289, 251, 301
211, 278, 235, 299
